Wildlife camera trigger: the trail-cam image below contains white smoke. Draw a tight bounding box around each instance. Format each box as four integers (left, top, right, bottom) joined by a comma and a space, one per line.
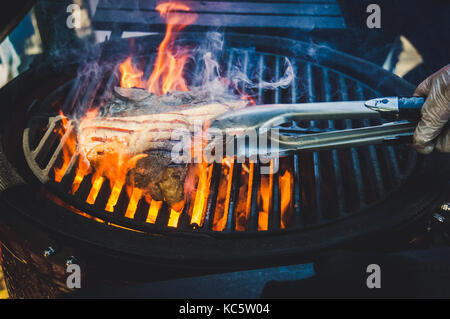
190, 31, 295, 102
230, 57, 294, 91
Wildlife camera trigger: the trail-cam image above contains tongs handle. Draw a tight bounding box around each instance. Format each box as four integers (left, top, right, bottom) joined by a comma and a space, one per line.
271, 121, 416, 155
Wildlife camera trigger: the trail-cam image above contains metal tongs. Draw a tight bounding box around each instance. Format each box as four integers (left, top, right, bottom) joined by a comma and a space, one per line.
207, 97, 424, 157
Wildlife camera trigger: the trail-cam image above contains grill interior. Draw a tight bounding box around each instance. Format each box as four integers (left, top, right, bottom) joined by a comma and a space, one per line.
22, 35, 417, 235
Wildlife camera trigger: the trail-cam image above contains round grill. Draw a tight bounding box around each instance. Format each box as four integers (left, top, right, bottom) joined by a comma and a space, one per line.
2, 33, 447, 267
23, 34, 416, 234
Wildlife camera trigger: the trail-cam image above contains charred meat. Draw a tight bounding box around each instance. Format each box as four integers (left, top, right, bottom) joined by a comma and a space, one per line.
78, 87, 247, 208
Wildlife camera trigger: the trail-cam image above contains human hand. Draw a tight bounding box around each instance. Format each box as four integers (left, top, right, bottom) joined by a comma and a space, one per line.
413, 64, 450, 153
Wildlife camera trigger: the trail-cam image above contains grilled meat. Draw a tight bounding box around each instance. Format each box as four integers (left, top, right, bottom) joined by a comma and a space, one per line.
78, 87, 247, 208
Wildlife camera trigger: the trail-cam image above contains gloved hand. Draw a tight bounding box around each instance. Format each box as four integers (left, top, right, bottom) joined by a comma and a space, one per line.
413, 64, 450, 154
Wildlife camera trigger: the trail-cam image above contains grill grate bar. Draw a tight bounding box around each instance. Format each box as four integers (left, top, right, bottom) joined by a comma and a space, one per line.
226, 49, 235, 80
23, 45, 418, 234
290, 61, 298, 104
274, 56, 281, 104
305, 63, 316, 127
248, 161, 261, 232
304, 63, 323, 219
322, 68, 334, 129
44, 125, 73, 173
241, 50, 249, 94
75, 71, 104, 115
260, 163, 274, 231
339, 74, 365, 208
98, 64, 120, 105
257, 54, 265, 105
178, 199, 192, 230
225, 160, 242, 231
271, 163, 281, 230
271, 57, 283, 228
331, 149, 345, 214
323, 68, 345, 215
386, 145, 401, 179
293, 154, 302, 226
204, 162, 222, 230
312, 152, 323, 221
61, 77, 83, 114
30, 118, 58, 160
356, 83, 385, 198
155, 203, 171, 228
291, 61, 302, 226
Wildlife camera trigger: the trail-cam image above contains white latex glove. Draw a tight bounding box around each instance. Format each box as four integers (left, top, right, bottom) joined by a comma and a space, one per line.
413, 64, 450, 153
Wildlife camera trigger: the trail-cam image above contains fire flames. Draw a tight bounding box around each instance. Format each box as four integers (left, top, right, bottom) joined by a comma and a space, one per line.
55, 1, 197, 225
119, 57, 143, 89
51, 1, 294, 231
119, 2, 197, 95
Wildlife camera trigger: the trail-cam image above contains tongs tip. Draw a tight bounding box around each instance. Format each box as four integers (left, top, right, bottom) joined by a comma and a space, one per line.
364, 97, 398, 113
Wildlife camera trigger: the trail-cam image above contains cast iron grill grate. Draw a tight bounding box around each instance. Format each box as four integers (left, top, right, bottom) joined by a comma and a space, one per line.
22, 36, 417, 234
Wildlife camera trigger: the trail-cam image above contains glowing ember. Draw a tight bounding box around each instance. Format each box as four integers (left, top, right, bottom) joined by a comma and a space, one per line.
147, 199, 162, 223
125, 187, 143, 219
190, 162, 212, 226
105, 180, 124, 212
71, 157, 91, 195
168, 208, 182, 227
86, 175, 104, 205
258, 176, 270, 231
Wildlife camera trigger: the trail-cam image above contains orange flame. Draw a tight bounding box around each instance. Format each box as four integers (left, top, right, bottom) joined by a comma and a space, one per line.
105, 180, 124, 212
190, 162, 212, 226
71, 160, 90, 195
258, 176, 271, 231
66, 105, 148, 217
120, 56, 144, 88
125, 187, 143, 219
147, 2, 198, 95
64, 0, 202, 220
258, 162, 274, 231
279, 170, 293, 229
118, 2, 198, 95
86, 175, 104, 205
147, 199, 162, 223
50, 2, 295, 232
168, 209, 182, 227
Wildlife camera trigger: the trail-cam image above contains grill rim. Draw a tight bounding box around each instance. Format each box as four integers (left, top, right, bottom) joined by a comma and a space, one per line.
1, 158, 448, 268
